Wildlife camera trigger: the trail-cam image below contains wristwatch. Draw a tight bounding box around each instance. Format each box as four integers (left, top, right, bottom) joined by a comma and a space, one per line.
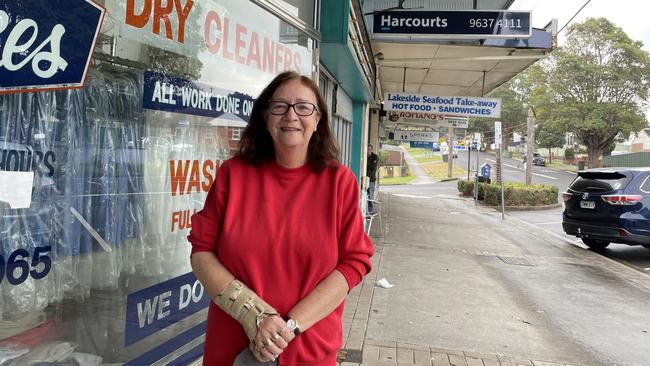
286, 318, 301, 336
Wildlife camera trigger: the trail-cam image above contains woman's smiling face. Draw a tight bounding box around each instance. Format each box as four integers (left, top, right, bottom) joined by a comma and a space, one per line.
265, 79, 320, 157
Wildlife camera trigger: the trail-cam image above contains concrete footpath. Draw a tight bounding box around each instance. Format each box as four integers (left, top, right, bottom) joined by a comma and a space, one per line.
337, 191, 571, 366
336, 182, 650, 366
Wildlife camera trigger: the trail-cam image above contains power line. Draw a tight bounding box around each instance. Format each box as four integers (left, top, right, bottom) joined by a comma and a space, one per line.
558, 0, 592, 35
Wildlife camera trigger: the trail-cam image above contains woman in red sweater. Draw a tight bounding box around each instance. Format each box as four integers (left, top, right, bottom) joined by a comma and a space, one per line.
188, 71, 374, 365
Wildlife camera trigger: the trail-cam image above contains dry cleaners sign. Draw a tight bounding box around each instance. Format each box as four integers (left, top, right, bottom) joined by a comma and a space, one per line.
384, 92, 501, 119
0, 0, 105, 93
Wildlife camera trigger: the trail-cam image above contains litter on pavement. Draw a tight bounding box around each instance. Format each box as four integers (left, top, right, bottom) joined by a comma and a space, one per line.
375, 278, 394, 288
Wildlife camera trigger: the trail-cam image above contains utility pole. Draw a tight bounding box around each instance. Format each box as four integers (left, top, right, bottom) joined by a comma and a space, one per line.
494, 121, 504, 220
447, 126, 453, 178
525, 108, 535, 185
467, 139, 471, 180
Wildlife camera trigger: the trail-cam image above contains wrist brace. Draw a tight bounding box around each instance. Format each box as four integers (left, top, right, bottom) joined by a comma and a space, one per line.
214, 279, 278, 340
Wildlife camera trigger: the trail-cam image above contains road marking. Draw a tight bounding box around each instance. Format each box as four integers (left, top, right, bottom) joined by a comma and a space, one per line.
392, 193, 433, 199
486, 158, 558, 180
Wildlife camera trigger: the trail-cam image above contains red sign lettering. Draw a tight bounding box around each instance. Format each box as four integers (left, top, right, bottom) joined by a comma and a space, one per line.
203, 11, 302, 75
125, 0, 194, 43
169, 159, 219, 196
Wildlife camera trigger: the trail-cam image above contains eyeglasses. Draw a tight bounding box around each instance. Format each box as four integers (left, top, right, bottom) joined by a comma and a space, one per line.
267, 101, 319, 116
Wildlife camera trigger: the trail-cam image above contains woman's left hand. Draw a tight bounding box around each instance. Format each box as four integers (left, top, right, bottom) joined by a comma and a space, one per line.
250, 315, 295, 362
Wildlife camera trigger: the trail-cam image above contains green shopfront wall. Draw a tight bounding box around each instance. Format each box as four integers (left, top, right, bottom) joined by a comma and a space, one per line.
320, 0, 374, 180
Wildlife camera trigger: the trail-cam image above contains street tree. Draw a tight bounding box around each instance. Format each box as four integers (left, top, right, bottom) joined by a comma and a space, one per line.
535, 122, 565, 163
471, 76, 528, 148
532, 17, 650, 168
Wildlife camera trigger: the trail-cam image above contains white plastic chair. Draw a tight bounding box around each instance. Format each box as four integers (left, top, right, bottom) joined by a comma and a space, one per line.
365, 199, 382, 235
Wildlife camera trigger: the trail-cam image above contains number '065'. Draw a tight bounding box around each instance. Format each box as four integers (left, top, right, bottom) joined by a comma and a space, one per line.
0, 246, 52, 285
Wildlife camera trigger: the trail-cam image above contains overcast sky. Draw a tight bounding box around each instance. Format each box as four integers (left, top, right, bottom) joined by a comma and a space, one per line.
510, 0, 650, 51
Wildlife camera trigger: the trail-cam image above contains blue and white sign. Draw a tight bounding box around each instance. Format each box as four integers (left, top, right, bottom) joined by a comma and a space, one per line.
384, 92, 501, 118
143, 71, 255, 122
124, 272, 210, 346
373, 10, 531, 38
409, 141, 434, 149
0, 0, 105, 93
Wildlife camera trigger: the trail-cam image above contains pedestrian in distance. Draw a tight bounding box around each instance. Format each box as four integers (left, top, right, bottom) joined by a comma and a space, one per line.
366, 144, 379, 213
188, 71, 374, 365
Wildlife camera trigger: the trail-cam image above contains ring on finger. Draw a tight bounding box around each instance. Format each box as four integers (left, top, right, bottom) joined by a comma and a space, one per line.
273, 333, 281, 341
265, 338, 273, 347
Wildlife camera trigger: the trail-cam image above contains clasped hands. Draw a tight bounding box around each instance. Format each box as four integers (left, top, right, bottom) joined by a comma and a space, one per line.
213, 280, 295, 363
249, 315, 295, 363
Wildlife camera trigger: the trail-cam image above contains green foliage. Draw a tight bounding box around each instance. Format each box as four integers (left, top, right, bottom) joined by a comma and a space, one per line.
477, 78, 529, 144
531, 18, 650, 167
457, 179, 486, 199
380, 173, 416, 185
564, 147, 575, 160
378, 150, 389, 166
603, 141, 617, 156
536, 122, 565, 150
457, 180, 558, 206
458, 179, 473, 195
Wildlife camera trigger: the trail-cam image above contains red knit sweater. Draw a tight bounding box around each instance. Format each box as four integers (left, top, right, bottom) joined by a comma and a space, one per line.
188, 157, 374, 365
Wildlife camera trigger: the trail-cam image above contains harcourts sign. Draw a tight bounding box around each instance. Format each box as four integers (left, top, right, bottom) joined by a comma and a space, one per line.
0, 0, 105, 94
373, 10, 531, 38
384, 92, 501, 118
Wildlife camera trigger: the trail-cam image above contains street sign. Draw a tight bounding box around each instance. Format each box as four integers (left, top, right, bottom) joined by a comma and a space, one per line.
373, 10, 531, 39
0, 0, 105, 94
474, 132, 481, 149
384, 92, 501, 118
494, 121, 502, 147
394, 130, 439, 142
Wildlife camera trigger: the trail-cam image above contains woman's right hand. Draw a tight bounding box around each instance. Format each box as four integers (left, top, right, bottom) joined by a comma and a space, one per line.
250, 315, 295, 362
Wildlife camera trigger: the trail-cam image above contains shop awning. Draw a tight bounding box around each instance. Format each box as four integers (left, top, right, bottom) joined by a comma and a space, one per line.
364, 0, 556, 99
373, 35, 552, 98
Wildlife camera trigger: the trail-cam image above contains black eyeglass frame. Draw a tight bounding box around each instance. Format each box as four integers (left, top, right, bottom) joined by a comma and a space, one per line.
267, 101, 319, 116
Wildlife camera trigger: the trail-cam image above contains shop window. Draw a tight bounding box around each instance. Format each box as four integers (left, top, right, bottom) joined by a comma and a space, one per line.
0, 1, 318, 365
333, 116, 353, 168
269, 0, 316, 27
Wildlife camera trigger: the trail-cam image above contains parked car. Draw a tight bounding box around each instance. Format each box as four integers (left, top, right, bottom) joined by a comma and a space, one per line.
562, 168, 650, 250
432, 142, 440, 151
522, 152, 546, 166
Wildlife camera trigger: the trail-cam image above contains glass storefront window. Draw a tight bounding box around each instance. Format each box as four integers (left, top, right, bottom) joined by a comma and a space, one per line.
0, 1, 316, 365
268, 0, 316, 27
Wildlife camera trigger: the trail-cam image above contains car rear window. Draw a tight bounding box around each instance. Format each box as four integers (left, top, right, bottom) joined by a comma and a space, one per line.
570, 172, 631, 192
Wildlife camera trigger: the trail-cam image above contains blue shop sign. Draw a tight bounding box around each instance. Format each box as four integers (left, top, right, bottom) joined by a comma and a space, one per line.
143, 71, 255, 122
373, 10, 531, 38
410, 141, 434, 149
0, 0, 105, 93
124, 272, 210, 346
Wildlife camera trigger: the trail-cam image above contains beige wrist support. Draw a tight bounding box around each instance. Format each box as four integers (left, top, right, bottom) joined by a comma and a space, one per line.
214, 279, 279, 340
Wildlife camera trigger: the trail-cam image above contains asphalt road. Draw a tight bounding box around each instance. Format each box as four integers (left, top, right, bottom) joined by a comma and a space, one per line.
454, 150, 576, 193
398, 148, 650, 276
376, 180, 650, 366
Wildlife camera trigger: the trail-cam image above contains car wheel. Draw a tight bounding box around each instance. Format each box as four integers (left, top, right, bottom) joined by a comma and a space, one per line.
581, 238, 610, 250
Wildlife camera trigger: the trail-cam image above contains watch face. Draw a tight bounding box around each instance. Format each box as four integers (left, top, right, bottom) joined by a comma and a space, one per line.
287, 318, 300, 335
287, 319, 296, 329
